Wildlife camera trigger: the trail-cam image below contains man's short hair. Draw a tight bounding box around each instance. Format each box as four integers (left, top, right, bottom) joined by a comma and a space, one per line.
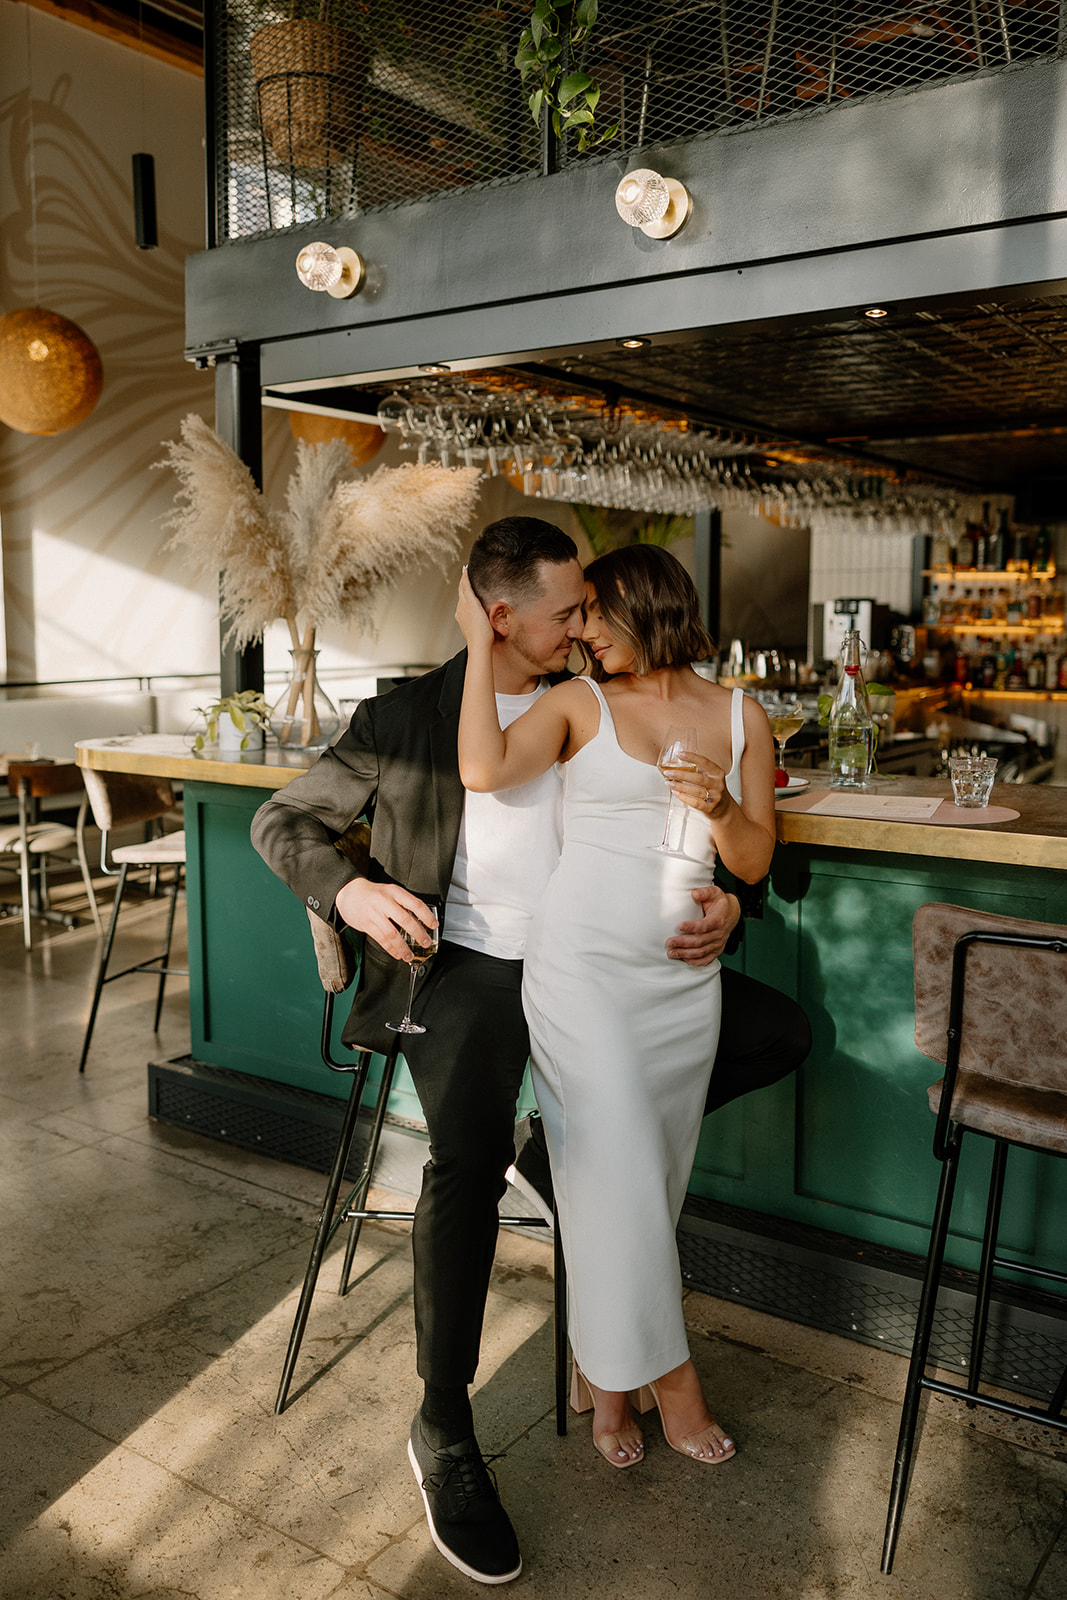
468, 517, 578, 609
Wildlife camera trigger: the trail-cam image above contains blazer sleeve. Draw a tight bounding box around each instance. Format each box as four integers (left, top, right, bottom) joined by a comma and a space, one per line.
250, 699, 382, 922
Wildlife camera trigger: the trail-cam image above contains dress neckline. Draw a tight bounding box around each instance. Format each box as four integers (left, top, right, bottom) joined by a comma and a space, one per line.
580, 678, 743, 788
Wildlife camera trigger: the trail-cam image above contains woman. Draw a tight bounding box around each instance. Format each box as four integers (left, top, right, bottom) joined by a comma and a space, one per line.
456, 544, 776, 1469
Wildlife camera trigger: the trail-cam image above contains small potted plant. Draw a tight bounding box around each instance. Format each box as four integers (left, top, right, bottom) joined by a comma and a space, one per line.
193, 691, 273, 753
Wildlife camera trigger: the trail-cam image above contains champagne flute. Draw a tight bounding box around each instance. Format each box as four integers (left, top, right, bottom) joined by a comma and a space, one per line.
763, 697, 805, 782
386, 898, 441, 1035
652, 726, 699, 856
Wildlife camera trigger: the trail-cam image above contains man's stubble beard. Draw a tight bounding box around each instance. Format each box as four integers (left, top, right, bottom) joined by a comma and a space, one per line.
510, 622, 571, 678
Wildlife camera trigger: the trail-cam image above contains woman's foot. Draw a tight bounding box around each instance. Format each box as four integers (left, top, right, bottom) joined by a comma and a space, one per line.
571, 1365, 645, 1469
644, 1358, 736, 1464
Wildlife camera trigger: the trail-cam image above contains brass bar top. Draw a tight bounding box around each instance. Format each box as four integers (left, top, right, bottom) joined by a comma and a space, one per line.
75, 734, 319, 790
76, 734, 1067, 870
775, 771, 1067, 870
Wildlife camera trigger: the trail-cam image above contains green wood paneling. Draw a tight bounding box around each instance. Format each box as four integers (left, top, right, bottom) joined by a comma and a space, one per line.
185, 782, 1066, 1285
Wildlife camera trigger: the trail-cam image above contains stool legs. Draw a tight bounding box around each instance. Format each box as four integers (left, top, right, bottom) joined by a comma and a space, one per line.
969, 1138, 1009, 1400
275, 1050, 375, 1415
79, 863, 130, 1073
882, 1126, 963, 1575
152, 866, 183, 1032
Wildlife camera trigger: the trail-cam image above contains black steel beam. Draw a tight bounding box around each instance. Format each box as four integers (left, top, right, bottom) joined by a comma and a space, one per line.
214, 348, 264, 696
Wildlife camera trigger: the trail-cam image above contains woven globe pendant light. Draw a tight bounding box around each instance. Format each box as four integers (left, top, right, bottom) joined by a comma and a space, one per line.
0, 307, 103, 434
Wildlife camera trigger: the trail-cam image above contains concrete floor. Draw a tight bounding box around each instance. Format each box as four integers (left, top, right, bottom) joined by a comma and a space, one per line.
2, 884, 1066, 1600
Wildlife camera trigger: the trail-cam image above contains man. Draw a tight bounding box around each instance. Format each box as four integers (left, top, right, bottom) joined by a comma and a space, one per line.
251, 516, 808, 1586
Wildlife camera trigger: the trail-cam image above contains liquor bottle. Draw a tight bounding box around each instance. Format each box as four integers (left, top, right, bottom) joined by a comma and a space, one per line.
939, 584, 957, 624
1006, 589, 1024, 626
1009, 528, 1030, 573
1027, 586, 1043, 622
1058, 645, 1067, 689
956, 524, 975, 569
1034, 525, 1053, 573
829, 629, 873, 790
930, 529, 952, 570
975, 502, 993, 570
1027, 649, 1046, 690
923, 589, 941, 626
991, 508, 1010, 572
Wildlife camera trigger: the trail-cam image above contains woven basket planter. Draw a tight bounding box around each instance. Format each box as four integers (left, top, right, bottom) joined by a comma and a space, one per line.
250, 21, 368, 166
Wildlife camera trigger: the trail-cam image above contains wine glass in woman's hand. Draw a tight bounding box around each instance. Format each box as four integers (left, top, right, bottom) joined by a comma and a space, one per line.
653, 726, 699, 856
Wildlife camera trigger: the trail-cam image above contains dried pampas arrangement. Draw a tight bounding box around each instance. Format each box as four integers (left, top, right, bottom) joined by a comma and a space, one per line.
158, 414, 480, 743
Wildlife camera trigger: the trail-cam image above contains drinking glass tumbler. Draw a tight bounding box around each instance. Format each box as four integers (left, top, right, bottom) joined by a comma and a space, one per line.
948, 755, 998, 808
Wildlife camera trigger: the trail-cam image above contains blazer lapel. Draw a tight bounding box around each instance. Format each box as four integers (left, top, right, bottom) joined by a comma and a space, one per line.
428, 650, 466, 900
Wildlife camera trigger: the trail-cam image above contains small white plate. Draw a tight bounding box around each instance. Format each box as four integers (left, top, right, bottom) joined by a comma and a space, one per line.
776, 777, 810, 795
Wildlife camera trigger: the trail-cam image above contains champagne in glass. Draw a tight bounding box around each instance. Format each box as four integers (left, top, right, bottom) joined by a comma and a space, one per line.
764, 698, 805, 780
652, 726, 699, 856
386, 899, 441, 1035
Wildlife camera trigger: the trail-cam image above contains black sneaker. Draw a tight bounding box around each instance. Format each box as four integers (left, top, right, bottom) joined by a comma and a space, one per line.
407, 1411, 522, 1585
506, 1114, 555, 1228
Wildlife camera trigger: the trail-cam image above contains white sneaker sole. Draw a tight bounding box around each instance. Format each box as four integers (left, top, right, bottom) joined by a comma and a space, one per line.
407, 1437, 522, 1586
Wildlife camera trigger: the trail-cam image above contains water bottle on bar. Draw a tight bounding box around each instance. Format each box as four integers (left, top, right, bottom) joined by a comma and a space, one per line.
829, 629, 873, 790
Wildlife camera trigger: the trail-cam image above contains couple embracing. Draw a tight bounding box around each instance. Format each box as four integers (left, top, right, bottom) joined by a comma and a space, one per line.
252, 516, 806, 1585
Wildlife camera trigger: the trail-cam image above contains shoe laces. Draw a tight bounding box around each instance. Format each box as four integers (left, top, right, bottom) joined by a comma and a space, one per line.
424, 1448, 504, 1507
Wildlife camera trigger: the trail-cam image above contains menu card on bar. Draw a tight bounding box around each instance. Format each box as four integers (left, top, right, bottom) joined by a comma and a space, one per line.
805, 794, 944, 821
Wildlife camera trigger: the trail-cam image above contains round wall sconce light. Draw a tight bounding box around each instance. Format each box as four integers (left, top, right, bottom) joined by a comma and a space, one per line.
614, 168, 691, 239
0, 306, 103, 434
295, 241, 365, 299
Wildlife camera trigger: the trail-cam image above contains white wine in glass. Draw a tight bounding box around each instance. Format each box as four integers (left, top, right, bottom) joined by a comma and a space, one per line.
764, 699, 804, 778
652, 726, 699, 856
386, 900, 441, 1035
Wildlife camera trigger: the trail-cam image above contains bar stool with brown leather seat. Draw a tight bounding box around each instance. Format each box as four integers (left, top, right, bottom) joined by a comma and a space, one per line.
882, 901, 1067, 1574
77, 766, 187, 1072
275, 904, 569, 1431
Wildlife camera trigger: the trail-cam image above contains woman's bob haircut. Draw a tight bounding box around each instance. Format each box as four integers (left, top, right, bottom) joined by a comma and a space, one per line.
580, 544, 715, 678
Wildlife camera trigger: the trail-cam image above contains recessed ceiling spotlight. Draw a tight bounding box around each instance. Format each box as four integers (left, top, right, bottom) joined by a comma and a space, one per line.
614, 169, 691, 239
294, 242, 364, 299
419, 362, 451, 373
861, 304, 894, 320
618, 336, 650, 349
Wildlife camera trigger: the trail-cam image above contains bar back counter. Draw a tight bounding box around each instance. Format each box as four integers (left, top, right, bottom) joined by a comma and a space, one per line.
77, 735, 1067, 1396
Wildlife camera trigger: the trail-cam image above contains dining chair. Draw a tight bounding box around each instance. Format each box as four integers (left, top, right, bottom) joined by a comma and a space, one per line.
77, 766, 187, 1072
0, 761, 100, 948
881, 901, 1067, 1573
275, 901, 569, 1428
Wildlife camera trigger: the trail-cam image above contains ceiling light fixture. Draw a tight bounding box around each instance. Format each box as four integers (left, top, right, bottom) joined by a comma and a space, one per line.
295, 242, 365, 299
419, 362, 451, 374
614, 168, 691, 240
618, 336, 650, 349
862, 304, 894, 320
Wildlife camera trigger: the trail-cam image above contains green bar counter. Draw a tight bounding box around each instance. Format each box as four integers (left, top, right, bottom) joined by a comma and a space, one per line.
76, 737, 1067, 1296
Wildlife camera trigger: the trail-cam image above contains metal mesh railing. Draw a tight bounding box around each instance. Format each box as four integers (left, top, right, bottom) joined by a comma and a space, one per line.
214, 1, 1065, 241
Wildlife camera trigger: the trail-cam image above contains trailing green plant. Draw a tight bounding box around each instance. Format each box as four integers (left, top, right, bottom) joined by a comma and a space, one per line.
574, 503, 692, 558
507, 0, 617, 152
193, 692, 272, 752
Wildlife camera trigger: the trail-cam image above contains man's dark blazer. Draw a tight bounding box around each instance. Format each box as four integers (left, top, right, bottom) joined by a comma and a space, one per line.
251, 650, 470, 1048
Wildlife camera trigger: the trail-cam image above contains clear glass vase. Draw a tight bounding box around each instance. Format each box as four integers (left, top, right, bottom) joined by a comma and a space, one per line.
269, 648, 340, 752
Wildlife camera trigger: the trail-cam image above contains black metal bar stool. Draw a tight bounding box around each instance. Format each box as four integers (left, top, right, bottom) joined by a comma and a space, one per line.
882, 901, 1067, 1574
275, 907, 569, 1432
77, 767, 187, 1072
